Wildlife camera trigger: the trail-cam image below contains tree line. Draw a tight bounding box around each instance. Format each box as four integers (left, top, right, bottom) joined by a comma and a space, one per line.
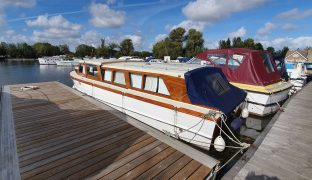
75, 39, 152, 58
0, 28, 297, 59
218, 37, 290, 59
0, 38, 152, 59
0, 42, 70, 58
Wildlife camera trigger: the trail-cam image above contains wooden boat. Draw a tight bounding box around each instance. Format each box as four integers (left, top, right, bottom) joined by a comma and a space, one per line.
190, 48, 293, 117
70, 60, 247, 151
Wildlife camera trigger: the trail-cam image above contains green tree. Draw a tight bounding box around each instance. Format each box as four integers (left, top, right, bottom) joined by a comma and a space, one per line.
59, 44, 70, 54
280, 46, 289, 58
169, 27, 186, 57
7, 44, 18, 58
185, 29, 204, 58
141, 51, 153, 58
96, 38, 109, 57
153, 40, 169, 59
218, 40, 227, 49
169, 27, 186, 43
75, 44, 95, 57
232, 37, 243, 48
243, 38, 255, 49
254, 43, 264, 50
0, 42, 8, 56
266, 46, 275, 54
16, 43, 35, 58
226, 38, 231, 48
108, 43, 118, 58
32, 42, 58, 57
119, 39, 134, 56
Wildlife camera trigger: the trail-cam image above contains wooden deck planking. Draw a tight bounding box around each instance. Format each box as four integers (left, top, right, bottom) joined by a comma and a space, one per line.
225, 82, 312, 180
1, 81, 217, 180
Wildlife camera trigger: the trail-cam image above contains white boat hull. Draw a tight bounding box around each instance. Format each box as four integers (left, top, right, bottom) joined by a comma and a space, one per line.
38, 58, 57, 65
56, 61, 79, 66
244, 89, 290, 116
290, 78, 307, 90
72, 78, 217, 150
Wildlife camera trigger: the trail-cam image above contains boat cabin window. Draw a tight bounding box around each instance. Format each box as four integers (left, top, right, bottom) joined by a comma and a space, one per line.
207, 54, 227, 65
103, 70, 112, 81
130, 73, 143, 89
206, 73, 230, 96
262, 53, 275, 73
144, 76, 170, 95
87, 65, 98, 76
228, 54, 245, 70
78, 65, 83, 74
114, 71, 126, 85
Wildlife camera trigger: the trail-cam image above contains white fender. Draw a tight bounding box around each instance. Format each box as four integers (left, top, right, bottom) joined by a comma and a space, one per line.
214, 136, 225, 152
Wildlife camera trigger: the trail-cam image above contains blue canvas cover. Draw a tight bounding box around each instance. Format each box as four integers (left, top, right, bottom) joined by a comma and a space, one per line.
185, 67, 247, 114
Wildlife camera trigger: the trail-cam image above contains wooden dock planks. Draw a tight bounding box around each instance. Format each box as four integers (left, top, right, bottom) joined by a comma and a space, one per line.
224, 82, 312, 180
1, 81, 217, 180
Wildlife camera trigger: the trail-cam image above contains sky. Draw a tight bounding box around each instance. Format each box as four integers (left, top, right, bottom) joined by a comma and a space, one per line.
0, 0, 312, 51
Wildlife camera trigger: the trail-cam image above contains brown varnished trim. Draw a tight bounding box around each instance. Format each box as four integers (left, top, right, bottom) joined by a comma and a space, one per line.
71, 75, 215, 121
101, 67, 180, 99
77, 64, 217, 112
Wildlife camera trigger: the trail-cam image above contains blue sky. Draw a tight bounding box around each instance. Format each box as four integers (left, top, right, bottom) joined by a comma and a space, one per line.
0, 0, 312, 51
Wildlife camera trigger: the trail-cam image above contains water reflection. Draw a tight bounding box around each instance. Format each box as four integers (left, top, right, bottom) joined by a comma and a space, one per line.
0, 61, 74, 86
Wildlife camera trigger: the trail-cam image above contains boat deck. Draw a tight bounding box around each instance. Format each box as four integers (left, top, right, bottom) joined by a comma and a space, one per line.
223, 82, 312, 180
0, 81, 218, 180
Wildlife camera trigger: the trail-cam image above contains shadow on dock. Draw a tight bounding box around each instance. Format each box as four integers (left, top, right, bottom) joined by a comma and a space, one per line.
1, 82, 214, 179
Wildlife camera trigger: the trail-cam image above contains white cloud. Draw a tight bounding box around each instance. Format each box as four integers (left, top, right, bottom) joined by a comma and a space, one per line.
79, 30, 104, 47
276, 8, 312, 20
170, 20, 206, 32
0, 0, 36, 25
155, 34, 167, 42
89, 3, 125, 28
182, 0, 267, 24
228, 27, 246, 38
0, 30, 29, 43
281, 23, 298, 31
27, 15, 81, 40
257, 22, 276, 36
259, 36, 312, 50
106, 0, 117, 5
205, 40, 219, 49
0, 0, 36, 8
0, 13, 5, 25
123, 34, 143, 50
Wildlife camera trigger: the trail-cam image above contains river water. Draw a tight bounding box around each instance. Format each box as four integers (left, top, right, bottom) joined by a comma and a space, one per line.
0, 61, 74, 87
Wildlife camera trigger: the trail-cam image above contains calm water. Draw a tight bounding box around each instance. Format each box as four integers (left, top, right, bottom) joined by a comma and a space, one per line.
0, 61, 74, 87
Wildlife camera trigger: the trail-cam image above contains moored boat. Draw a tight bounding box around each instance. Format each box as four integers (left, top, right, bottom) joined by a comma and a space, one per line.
38, 56, 63, 65
189, 48, 293, 117
56, 59, 80, 66
285, 61, 307, 90
70, 60, 247, 151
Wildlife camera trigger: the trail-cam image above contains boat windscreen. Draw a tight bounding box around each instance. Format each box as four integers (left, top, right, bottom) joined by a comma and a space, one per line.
184, 67, 247, 114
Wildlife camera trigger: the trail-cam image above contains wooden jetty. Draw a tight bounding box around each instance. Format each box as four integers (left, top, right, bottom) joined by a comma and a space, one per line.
223, 82, 312, 180
0, 81, 218, 180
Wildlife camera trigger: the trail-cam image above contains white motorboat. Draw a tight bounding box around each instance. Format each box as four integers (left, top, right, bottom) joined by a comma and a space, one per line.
38, 56, 63, 65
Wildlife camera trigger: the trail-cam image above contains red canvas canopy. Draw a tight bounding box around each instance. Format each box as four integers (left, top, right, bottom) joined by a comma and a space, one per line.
194, 48, 282, 86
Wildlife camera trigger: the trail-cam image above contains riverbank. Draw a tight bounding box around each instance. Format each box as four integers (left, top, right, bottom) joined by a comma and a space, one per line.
5, 58, 37, 62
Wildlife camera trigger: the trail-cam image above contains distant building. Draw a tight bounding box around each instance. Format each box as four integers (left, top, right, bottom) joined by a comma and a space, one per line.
285, 49, 312, 62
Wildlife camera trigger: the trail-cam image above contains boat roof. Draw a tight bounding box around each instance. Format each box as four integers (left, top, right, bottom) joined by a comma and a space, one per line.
79, 59, 205, 78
